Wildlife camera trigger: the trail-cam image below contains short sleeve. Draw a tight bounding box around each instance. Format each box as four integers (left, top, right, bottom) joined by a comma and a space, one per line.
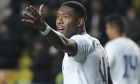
105, 42, 116, 67
70, 35, 92, 62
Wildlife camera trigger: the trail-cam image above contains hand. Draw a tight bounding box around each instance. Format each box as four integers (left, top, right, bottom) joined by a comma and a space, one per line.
22, 4, 46, 31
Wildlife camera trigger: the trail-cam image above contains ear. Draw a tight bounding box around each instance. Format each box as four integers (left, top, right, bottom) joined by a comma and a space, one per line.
77, 18, 85, 27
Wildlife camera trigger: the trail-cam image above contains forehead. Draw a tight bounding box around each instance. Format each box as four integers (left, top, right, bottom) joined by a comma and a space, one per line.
106, 22, 113, 27
106, 22, 113, 29
106, 22, 117, 31
57, 6, 75, 16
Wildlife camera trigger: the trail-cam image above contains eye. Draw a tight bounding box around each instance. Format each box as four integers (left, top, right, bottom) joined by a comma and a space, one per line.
57, 15, 60, 19
63, 15, 69, 19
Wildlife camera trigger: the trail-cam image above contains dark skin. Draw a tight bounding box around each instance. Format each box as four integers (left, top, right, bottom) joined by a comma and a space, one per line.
22, 4, 113, 83
22, 4, 86, 56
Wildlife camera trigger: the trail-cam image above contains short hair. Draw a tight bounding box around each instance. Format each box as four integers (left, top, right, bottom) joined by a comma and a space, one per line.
62, 1, 87, 19
105, 15, 125, 34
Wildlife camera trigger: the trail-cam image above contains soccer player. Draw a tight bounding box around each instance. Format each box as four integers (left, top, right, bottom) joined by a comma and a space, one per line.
105, 15, 140, 84
22, 1, 111, 84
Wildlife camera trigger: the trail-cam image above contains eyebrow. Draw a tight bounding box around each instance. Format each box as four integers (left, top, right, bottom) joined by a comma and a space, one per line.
57, 12, 70, 18
56, 13, 60, 15
57, 11, 66, 15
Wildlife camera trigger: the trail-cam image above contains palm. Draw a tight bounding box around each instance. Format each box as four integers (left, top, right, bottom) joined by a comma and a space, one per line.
22, 4, 46, 31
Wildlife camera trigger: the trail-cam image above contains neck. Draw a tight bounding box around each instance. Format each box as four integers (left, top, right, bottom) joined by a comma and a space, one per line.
77, 29, 86, 35
76, 25, 86, 35
111, 34, 123, 40
67, 26, 86, 39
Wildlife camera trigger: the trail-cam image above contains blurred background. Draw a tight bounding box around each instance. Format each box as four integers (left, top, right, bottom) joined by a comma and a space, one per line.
0, 0, 140, 84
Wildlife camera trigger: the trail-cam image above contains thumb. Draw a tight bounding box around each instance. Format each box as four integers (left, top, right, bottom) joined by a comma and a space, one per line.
39, 4, 47, 17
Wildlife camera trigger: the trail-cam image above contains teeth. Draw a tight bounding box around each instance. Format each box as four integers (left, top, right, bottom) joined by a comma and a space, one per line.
58, 28, 63, 30
58, 30, 63, 33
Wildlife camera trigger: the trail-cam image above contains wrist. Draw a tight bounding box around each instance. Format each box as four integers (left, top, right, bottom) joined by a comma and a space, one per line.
40, 23, 51, 35
38, 19, 46, 31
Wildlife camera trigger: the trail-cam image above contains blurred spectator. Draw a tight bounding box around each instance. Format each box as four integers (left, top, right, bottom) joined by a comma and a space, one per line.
90, 0, 102, 38
55, 72, 63, 84
0, 0, 38, 83
108, 0, 132, 14
0, 21, 23, 69
89, 0, 108, 46
30, 39, 54, 84
49, 46, 64, 84
0, 0, 23, 83
0, 0, 12, 22
125, 8, 140, 46
17, 49, 32, 84
0, 20, 23, 83
133, 0, 140, 8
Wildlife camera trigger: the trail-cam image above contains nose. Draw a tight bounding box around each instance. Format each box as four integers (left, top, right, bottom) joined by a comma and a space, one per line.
56, 17, 63, 25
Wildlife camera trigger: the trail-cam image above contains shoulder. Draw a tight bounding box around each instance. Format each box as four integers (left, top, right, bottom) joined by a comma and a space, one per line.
70, 34, 83, 40
71, 33, 98, 43
70, 34, 87, 40
69, 34, 97, 62
105, 40, 119, 54
105, 38, 125, 49
105, 40, 115, 49
127, 38, 140, 50
70, 34, 90, 44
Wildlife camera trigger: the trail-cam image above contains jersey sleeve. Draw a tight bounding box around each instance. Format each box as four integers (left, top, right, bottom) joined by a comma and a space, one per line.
105, 43, 116, 67
70, 35, 93, 62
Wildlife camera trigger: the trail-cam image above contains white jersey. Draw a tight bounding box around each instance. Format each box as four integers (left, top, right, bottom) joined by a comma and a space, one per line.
105, 37, 140, 84
62, 33, 109, 84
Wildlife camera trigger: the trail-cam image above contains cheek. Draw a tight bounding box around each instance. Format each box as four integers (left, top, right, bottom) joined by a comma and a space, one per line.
64, 18, 78, 32
68, 23, 77, 32
106, 24, 112, 36
63, 24, 77, 37
65, 25, 75, 34
106, 28, 109, 35
106, 28, 112, 36
65, 21, 75, 30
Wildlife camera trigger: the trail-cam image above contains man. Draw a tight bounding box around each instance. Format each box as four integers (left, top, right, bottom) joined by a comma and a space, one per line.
22, 1, 111, 84
105, 15, 140, 84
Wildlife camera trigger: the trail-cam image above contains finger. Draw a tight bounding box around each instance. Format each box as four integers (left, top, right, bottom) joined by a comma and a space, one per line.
39, 4, 46, 16
29, 5, 38, 15
22, 19, 34, 24
29, 5, 36, 10
26, 6, 36, 16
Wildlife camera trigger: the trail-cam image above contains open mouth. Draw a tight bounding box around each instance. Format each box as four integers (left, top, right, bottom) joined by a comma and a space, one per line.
57, 27, 64, 33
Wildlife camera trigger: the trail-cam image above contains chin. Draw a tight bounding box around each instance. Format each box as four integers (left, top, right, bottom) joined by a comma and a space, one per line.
63, 33, 69, 38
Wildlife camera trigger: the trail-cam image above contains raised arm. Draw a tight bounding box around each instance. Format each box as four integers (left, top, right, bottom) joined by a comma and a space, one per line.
22, 5, 77, 56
